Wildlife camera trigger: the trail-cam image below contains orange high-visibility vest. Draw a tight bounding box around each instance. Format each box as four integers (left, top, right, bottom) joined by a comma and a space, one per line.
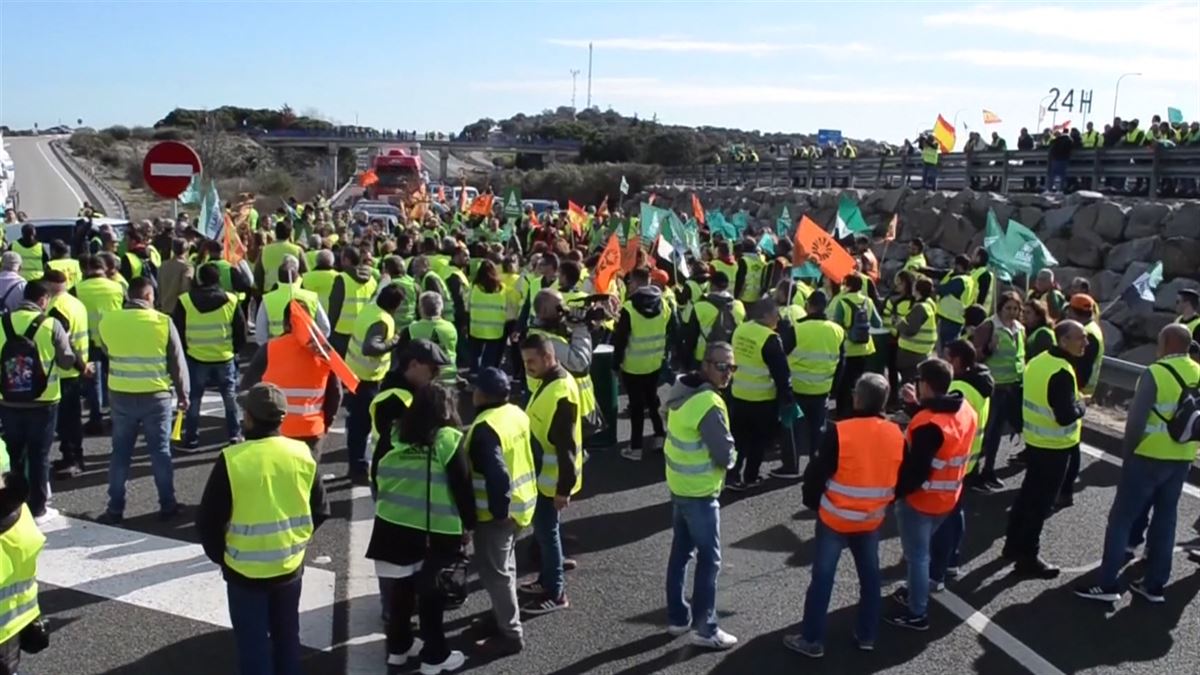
262, 336, 332, 439
818, 417, 904, 534
904, 404, 977, 516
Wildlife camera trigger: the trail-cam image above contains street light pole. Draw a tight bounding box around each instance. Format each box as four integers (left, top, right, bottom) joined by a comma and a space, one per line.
1113, 72, 1142, 120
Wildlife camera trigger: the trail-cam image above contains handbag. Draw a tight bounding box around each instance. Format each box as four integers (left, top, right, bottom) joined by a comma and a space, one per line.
416, 440, 469, 609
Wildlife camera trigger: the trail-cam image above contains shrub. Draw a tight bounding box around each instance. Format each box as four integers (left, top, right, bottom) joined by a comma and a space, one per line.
125, 159, 145, 189
103, 125, 131, 141
67, 130, 112, 158
130, 126, 155, 140
254, 168, 294, 197
152, 127, 185, 141
489, 163, 662, 205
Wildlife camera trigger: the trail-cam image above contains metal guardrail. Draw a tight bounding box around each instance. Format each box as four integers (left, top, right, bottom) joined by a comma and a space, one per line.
1099, 356, 1145, 392
249, 128, 583, 151
49, 139, 129, 219
662, 147, 1200, 199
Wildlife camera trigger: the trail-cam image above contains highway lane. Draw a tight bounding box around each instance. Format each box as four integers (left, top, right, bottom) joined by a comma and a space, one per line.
21, 383, 1200, 675
5, 135, 87, 218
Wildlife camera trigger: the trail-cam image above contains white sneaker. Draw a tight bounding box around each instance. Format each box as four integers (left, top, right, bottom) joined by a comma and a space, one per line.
667, 624, 691, 636
690, 628, 738, 650
34, 507, 61, 525
620, 447, 643, 461
420, 650, 466, 674
387, 638, 423, 665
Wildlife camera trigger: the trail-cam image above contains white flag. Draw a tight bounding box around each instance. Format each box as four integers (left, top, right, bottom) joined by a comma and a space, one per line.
620, 175, 630, 195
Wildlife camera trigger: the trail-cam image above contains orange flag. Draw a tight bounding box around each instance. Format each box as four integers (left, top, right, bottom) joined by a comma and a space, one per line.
691, 194, 706, 225
883, 213, 898, 242
222, 213, 246, 265
436, 184, 446, 204
458, 177, 469, 212
468, 193, 494, 217
593, 234, 622, 293
358, 169, 378, 188
793, 215, 856, 283
621, 235, 641, 273
288, 301, 359, 394
597, 195, 609, 218
529, 209, 541, 229
567, 200, 587, 236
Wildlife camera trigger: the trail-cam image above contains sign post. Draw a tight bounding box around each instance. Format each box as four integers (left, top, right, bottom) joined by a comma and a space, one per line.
142, 141, 202, 200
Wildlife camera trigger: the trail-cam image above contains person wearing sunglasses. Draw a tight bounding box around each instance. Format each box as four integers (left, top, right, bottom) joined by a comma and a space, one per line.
662, 342, 738, 650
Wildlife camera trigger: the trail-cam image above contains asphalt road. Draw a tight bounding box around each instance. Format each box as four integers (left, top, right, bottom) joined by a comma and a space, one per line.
17, 383, 1200, 675
5, 135, 87, 218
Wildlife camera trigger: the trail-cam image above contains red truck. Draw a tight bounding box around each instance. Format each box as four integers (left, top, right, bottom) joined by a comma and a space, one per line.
364, 147, 424, 204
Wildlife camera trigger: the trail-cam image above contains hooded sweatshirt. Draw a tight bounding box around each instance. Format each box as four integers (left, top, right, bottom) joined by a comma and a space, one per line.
171, 283, 247, 362
612, 285, 665, 369
897, 392, 971, 498
327, 264, 376, 331
662, 373, 735, 474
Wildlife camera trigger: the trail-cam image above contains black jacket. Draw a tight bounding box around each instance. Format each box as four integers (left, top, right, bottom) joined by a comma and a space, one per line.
897, 392, 967, 498
467, 401, 515, 521
327, 265, 375, 332
1044, 346, 1087, 430
171, 284, 247, 362
194, 429, 330, 588
612, 286, 666, 370
801, 413, 901, 510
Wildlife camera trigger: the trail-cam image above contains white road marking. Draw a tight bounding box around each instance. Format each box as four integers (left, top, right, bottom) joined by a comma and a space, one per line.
37, 515, 337, 650
1080, 444, 1200, 499
936, 591, 1067, 675
344, 486, 385, 673
34, 139, 83, 207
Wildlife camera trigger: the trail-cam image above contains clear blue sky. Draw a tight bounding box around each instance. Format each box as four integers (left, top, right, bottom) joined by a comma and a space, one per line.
2, 1, 1197, 146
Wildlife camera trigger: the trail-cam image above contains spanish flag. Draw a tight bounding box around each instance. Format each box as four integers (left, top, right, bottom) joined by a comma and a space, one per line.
982, 109, 1002, 125
933, 114, 956, 153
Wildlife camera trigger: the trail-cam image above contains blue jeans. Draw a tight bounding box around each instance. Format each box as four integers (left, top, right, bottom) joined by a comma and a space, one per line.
0, 404, 58, 516
802, 520, 881, 646
84, 346, 108, 422
226, 579, 303, 675
184, 359, 241, 443
929, 499, 965, 583
471, 337, 505, 376
666, 496, 722, 637
896, 500, 947, 618
107, 394, 176, 516
980, 384, 1022, 475
345, 379, 380, 477
922, 164, 938, 189
936, 318, 962, 354
1048, 159, 1069, 192
1098, 455, 1191, 591
533, 494, 565, 598
784, 394, 828, 472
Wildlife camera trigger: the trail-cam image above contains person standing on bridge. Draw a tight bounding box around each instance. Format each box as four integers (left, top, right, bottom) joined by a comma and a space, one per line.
195, 383, 329, 675
1002, 320, 1087, 579
662, 342, 739, 650
0, 281, 79, 522
887, 358, 976, 631
174, 263, 246, 449
97, 277, 189, 525
1076, 324, 1200, 605
9, 223, 46, 282
787, 373, 902, 658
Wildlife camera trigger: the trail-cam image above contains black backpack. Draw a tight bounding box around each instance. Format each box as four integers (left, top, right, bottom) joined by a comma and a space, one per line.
1151, 362, 1200, 444
844, 298, 872, 345
0, 313, 50, 403
706, 303, 738, 345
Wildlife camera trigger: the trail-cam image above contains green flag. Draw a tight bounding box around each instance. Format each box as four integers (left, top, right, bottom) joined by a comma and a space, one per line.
834, 194, 871, 239
758, 233, 776, 257
499, 218, 515, 243
501, 188, 522, 220
1168, 107, 1184, 125
731, 210, 750, 235
1003, 218, 1057, 277
707, 210, 736, 240
984, 209, 1013, 282
776, 205, 792, 237
793, 261, 822, 280
680, 218, 702, 259
639, 203, 670, 241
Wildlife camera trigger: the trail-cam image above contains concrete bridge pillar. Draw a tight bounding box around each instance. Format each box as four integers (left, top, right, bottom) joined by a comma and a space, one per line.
327, 143, 340, 193
547, 150, 559, 165
439, 147, 450, 181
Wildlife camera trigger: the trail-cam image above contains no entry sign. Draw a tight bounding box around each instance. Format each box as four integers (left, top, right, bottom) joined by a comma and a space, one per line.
142, 141, 202, 199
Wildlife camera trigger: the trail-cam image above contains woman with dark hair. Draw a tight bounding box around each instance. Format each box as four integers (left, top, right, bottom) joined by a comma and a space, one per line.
469, 260, 508, 375
367, 383, 475, 673
883, 270, 916, 402
1023, 299, 1056, 360
972, 290, 1027, 491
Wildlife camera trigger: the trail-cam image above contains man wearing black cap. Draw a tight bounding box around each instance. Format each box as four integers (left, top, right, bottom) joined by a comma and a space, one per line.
368, 339, 452, 482
195, 383, 330, 675
465, 367, 537, 657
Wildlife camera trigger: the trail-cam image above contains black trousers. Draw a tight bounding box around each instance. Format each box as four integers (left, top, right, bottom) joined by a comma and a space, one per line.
731, 397, 778, 482
621, 370, 664, 450
1059, 445, 1081, 501
834, 356, 867, 419
1004, 445, 1073, 559
387, 576, 448, 663
57, 377, 84, 462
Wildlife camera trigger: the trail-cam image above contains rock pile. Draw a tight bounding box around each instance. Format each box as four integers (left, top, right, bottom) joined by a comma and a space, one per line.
623, 186, 1200, 364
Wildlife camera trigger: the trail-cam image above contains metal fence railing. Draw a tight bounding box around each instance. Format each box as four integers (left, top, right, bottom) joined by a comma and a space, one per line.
49, 139, 129, 219
662, 147, 1200, 199
1098, 356, 1144, 392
